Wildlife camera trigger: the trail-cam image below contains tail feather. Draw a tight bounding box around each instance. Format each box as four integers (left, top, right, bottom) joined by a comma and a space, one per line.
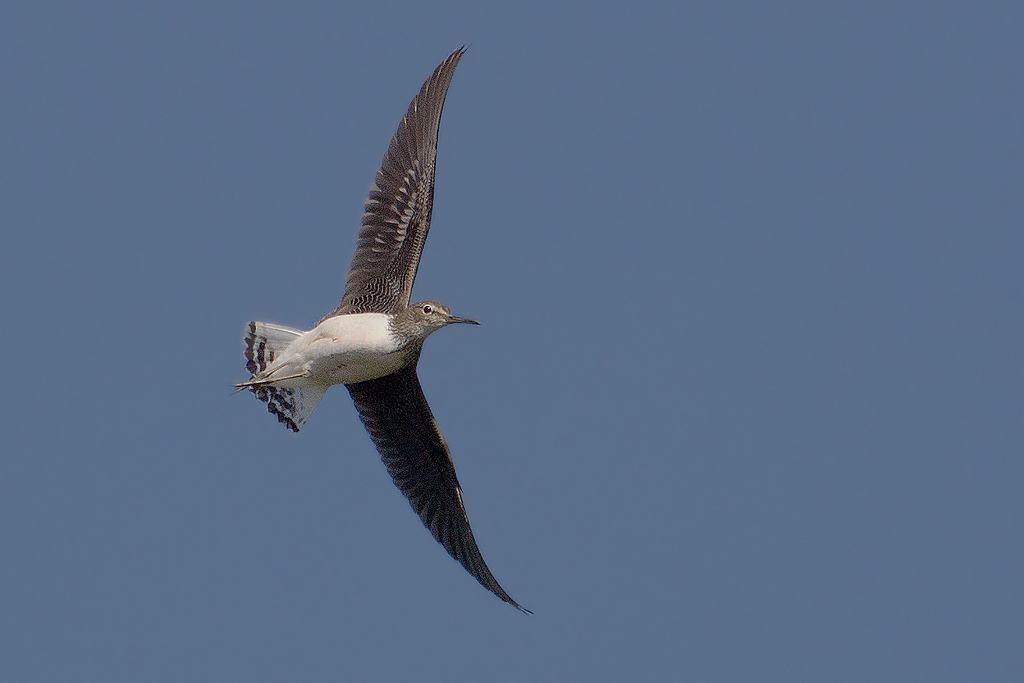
244, 321, 303, 375
241, 321, 326, 432
251, 383, 328, 433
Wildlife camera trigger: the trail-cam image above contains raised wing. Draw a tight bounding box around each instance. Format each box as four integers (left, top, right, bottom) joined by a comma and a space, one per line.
327, 47, 465, 317
347, 365, 528, 611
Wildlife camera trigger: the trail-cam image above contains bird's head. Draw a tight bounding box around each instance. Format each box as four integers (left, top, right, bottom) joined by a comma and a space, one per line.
400, 300, 480, 339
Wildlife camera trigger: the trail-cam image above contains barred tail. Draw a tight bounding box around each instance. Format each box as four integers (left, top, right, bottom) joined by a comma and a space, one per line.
243, 321, 303, 375
248, 383, 327, 433
240, 322, 326, 432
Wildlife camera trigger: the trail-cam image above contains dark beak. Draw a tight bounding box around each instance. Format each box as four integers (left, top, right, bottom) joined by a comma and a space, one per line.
448, 315, 481, 326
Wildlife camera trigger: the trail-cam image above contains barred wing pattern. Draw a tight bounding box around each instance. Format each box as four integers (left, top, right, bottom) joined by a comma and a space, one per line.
327, 47, 465, 317
347, 366, 527, 612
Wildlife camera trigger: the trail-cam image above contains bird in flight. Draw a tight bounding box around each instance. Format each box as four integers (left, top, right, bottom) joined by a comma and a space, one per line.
236, 47, 527, 612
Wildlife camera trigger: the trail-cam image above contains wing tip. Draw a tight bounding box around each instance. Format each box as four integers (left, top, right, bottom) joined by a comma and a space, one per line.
504, 594, 533, 614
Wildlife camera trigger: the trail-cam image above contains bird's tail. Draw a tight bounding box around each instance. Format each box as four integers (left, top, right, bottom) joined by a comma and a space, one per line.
239, 321, 326, 432
243, 321, 303, 376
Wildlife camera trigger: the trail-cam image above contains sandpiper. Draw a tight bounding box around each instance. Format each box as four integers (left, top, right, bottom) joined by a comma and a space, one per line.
237, 48, 527, 612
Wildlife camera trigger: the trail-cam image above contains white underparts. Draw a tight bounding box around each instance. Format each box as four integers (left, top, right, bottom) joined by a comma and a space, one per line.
241, 313, 410, 431
251, 313, 407, 388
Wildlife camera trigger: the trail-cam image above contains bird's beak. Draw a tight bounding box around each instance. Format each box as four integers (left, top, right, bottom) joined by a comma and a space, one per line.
448, 315, 481, 326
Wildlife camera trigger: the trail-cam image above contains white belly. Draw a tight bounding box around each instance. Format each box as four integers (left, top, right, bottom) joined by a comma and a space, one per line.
266, 313, 408, 387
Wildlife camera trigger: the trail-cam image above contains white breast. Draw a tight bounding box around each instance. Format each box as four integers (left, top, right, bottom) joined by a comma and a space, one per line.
272, 313, 409, 386
311, 313, 401, 354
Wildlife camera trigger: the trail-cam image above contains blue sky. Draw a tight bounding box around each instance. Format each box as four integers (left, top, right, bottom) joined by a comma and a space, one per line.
1, 1, 1021, 681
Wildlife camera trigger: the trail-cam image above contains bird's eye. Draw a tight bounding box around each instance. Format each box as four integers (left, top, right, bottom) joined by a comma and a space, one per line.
422, 305, 432, 314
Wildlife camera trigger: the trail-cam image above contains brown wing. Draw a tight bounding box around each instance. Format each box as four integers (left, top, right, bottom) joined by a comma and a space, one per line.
346, 365, 528, 611
327, 47, 465, 317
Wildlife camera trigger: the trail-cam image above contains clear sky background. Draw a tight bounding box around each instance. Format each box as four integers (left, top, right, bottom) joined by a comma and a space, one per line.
1, 2, 1021, 681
